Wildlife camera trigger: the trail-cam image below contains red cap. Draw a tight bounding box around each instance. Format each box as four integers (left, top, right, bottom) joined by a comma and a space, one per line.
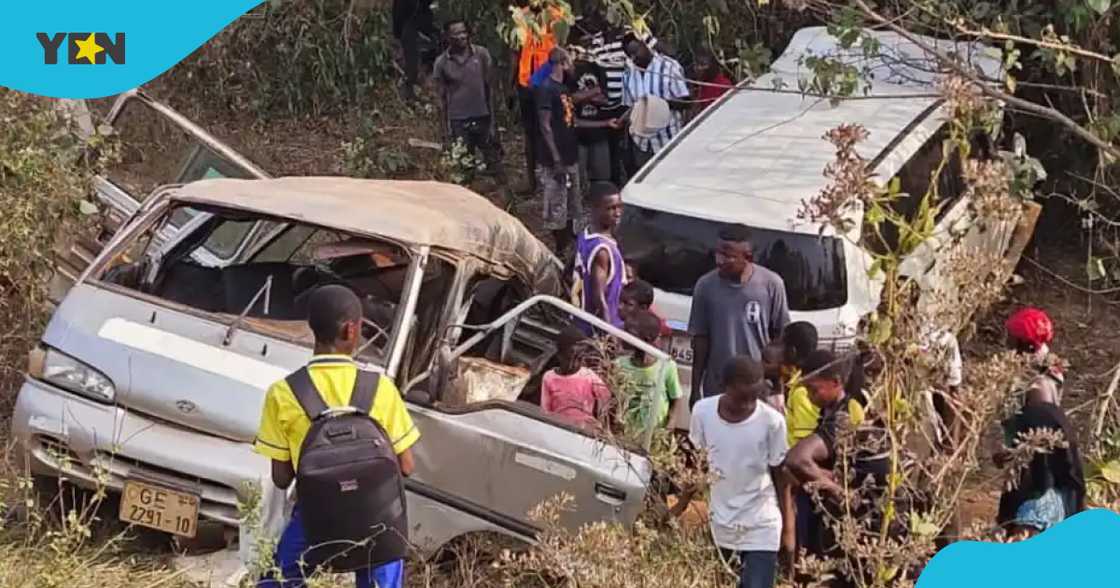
1005, 307, 1054, 350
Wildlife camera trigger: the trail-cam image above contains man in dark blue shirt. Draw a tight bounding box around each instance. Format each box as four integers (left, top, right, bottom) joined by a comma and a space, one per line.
536, 48, 621, 253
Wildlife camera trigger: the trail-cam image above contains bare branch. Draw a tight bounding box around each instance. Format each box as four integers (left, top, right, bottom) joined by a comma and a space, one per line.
1095, 359, 1120, 438
951, 24, 1117, 64
1022, 255, 1120, 297
851, 0, 1120, 161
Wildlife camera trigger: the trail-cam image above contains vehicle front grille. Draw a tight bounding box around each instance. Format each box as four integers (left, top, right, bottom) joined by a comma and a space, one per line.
93, 451, 241, 512
28, 435, 242, 525
36, 435, 81, 469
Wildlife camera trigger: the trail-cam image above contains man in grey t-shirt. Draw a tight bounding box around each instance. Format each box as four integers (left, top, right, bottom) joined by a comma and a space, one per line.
688, 225, 790, 405
433, 20, 505, 184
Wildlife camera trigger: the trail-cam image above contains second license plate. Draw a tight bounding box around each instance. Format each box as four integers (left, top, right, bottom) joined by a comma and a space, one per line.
669, 334, 693, 366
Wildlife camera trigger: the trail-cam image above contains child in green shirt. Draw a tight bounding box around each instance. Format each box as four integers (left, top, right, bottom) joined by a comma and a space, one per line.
615, 310, 683, 447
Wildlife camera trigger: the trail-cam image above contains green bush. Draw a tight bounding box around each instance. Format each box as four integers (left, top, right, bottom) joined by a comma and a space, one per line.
0, 91, 99, 405
169, 0, 396, 117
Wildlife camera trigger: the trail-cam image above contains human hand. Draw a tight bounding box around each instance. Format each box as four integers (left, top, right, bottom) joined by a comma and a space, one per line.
607, 118, 624, 130
806, 479, 844, 500
780, 526, 798, 573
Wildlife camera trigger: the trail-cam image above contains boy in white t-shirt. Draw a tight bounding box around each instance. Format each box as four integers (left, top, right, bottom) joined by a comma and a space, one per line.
690, 356, 792, 588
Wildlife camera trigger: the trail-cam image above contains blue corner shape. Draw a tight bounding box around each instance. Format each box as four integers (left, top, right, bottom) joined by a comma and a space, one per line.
1, 1, 263, 99
917, 509, 1119, 587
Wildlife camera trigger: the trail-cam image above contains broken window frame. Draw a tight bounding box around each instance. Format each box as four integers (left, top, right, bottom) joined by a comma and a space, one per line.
406, 294, 668, 406
82, 192, 427, 378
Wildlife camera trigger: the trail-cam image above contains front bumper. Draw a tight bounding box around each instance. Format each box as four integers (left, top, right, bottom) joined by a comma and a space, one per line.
12, 377, 269, 526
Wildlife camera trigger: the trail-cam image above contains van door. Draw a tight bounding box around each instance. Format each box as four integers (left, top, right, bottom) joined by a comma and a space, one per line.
890, 127, 1022, 328
404, 295, 653, 539
51, 90, 269, 302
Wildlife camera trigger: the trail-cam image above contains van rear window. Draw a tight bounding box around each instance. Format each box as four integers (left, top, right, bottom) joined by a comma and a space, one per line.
619, 205, 848, 311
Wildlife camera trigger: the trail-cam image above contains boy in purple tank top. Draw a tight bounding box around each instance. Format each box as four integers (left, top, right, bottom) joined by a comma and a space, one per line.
571, 182, 625, 332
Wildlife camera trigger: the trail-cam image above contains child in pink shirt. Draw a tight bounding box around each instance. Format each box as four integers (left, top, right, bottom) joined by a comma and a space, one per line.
540, 326, 610, 430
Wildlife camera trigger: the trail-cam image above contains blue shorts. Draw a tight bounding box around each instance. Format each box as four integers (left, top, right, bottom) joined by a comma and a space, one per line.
257, 504, 404, 588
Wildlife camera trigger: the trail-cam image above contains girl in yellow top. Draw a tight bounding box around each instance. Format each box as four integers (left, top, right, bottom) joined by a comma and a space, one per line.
779, 322, 825, 446
782, 320, 867, 447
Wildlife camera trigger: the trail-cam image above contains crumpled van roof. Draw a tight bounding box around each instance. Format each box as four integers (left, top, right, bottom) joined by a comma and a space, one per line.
623, 27, 1002, 236
172, 177, 561, 291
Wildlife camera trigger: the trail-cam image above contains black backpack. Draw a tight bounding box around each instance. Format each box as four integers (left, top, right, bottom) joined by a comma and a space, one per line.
287, 367, 409, 571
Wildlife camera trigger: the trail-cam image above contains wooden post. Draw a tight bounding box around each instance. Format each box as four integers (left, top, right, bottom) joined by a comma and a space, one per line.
1002, 201, 1043, 278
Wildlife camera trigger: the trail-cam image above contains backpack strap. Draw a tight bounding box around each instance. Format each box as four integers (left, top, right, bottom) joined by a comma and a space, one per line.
287, 366, 330, 421
350, 369, 381, 414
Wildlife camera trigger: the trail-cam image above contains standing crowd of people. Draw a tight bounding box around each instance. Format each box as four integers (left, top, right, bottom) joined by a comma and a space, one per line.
552, 190, 1084, 587
426, 0, 733, 251
247, 3, 1084, 587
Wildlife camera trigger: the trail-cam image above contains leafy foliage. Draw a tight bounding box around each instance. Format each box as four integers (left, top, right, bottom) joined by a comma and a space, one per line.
439, 138, 488, 186
341, 131, 417, 179
0, 91, 102, 405
167, 0, 396, 117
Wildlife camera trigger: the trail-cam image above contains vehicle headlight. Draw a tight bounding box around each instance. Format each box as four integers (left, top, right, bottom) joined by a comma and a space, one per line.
38, 348, 116, 403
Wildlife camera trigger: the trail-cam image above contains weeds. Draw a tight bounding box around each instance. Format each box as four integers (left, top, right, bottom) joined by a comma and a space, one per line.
169, 0, 396, 118
0, 457, 191, 588
493, 494, 731, 587
341, 134, 417, 179
440, 138, 488, 186
0, 90, 103, 409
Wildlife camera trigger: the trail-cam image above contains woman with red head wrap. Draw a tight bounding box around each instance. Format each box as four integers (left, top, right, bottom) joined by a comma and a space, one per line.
1004, 306, 1064, 403
997, 307, 1083, 538
1005, 307, 1054, 355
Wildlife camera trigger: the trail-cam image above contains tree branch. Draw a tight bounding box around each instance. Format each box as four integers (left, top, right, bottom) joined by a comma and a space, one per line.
1095, 359, 1120, 438
946, 20, 1117, 64
851, 0, 1120, 161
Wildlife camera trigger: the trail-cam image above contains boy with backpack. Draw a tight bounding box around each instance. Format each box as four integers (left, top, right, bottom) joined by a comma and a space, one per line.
254, 285, 419, 588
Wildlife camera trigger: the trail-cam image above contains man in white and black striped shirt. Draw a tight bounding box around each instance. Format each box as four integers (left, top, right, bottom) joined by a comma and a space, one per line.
580, 29, 657, 109
573, 7, 657, 184
622, 39, 691, 171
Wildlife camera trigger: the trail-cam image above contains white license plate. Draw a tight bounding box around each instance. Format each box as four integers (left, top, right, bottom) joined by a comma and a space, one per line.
669, 334, 693, 366
119, 479, 199, 537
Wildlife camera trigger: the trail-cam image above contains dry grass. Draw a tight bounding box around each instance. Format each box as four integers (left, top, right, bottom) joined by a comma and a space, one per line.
0, 456, 191, 588
0, 526, 193, 588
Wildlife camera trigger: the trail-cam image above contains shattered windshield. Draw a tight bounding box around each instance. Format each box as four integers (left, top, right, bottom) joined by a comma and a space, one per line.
98, 207, 413, 360
619, 205, 848, 311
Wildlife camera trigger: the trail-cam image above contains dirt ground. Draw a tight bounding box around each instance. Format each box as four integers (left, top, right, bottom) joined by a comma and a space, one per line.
956, 224, 1120, 526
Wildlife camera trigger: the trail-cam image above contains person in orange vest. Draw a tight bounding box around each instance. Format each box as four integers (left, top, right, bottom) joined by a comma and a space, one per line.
509, 1, 566, 194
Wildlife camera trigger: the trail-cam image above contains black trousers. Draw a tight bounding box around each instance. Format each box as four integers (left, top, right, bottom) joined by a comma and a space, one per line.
606, 127, 627, 186
392, 0, 435, 88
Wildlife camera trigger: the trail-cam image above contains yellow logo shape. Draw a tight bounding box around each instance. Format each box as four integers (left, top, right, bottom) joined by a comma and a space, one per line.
73, 33, 104, 64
